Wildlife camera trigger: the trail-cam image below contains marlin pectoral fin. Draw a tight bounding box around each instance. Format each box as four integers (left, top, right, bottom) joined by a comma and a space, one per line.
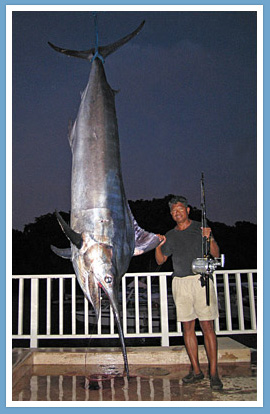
55, 211, 83, 249
51, 245, 72, 259
133, 218, 161, 256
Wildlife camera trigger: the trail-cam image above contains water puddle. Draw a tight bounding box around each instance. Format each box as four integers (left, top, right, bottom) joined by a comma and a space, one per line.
12, 364, 257, 402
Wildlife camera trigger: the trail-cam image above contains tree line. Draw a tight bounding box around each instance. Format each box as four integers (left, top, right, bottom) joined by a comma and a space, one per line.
12, 195, 257, 275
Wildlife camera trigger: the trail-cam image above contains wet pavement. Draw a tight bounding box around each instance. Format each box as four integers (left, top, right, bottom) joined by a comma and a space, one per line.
12, 362, 257, 402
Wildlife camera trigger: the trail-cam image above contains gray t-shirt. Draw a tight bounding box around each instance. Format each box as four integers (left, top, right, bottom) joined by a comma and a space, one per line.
161, 220, 202, 277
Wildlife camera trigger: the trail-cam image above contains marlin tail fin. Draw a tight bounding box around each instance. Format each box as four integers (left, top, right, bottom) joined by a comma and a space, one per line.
48, 20, 145, 62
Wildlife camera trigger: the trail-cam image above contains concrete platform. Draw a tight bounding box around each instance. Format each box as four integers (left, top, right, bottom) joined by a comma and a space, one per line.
12, 337, 251, 369
11, 338, 257, 403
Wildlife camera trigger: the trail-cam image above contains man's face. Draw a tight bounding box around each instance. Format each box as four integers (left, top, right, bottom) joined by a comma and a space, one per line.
170, 202, 190, 224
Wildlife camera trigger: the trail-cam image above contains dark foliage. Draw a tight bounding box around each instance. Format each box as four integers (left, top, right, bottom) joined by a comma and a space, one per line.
12, 197, 257, 275
12, 212, 73, 275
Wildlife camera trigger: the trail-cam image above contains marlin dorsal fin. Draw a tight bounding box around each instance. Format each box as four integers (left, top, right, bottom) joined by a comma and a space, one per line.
132, 217, 160, 256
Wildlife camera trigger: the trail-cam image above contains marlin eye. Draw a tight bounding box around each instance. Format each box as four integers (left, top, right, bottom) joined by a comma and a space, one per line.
105, 276, 112, 284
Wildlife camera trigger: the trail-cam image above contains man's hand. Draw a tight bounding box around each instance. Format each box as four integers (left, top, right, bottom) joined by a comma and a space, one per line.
201, 227, 212, 240
201, 227, 220, 258
157, 234, 166, 246
155, 235, 168, 265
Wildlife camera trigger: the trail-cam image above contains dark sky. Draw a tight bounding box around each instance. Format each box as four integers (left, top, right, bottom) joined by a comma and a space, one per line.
12, 10, 257, 230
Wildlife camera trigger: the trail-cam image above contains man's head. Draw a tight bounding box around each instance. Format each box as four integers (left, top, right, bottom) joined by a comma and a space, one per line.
169, 196, 188, 210
169, 196, 190, 224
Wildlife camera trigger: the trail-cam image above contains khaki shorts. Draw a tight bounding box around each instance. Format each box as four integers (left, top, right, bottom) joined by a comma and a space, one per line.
172, 274, 219, 322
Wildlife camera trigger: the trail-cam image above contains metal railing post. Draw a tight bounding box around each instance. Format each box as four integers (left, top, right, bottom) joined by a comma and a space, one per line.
30, 278, 39, 348
236, 272, 245, 330
248, 272, 257, 330
159, 274, 169, 346
18, 278, 24, 335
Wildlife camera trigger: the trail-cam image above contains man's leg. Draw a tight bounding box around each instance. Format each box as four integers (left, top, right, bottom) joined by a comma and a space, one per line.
199, 320, 223, 389
199, 320, 218, 376
182, 319, 201, 375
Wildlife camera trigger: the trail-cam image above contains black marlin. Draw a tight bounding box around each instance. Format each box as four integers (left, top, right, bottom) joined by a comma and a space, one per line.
49, 19, 160, 378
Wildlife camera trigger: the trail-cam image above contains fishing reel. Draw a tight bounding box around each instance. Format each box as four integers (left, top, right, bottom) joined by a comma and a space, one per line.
192, 254, 225, 275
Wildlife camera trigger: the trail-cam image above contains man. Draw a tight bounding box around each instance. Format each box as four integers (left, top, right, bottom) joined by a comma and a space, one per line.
155, 196, 223, 390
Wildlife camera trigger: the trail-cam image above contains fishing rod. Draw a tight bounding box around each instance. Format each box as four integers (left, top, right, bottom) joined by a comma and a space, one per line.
192, 173, 225, 305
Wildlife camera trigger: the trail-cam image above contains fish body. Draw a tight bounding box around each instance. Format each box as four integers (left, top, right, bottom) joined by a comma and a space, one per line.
69, 57, 135, 315
49, 21, 160, 378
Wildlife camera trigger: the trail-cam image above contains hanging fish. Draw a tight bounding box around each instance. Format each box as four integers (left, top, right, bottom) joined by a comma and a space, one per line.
49, 18, 161, 379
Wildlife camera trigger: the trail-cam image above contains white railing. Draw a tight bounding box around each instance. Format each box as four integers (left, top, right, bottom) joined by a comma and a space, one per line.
12, 270, 257, 348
